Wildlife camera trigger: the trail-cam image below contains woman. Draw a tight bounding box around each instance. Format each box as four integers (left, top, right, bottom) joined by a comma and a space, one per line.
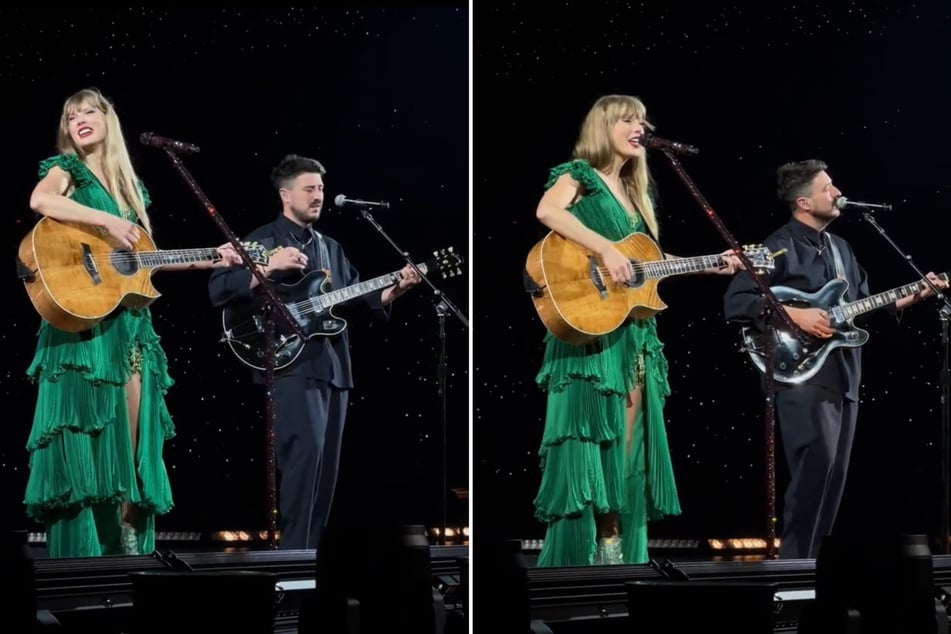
532, 94, 741, 566
23, 87, 241, 558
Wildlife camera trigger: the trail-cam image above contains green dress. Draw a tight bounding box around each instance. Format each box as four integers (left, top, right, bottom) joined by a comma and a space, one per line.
23, 153, 176, 558
533, 159, 681, 566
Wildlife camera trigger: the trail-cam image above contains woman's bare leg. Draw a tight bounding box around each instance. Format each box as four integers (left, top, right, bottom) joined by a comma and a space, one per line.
626, 386, 642, 458
122, 372, 142, 527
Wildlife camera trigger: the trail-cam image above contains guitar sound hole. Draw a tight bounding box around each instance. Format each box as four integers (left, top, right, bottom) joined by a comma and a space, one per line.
111, 250, 138, 276
627, 268, 645, 288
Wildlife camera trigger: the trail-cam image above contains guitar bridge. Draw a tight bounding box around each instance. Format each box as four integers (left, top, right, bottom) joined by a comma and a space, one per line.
588, 255, 608, 299
81, 243, 102, 285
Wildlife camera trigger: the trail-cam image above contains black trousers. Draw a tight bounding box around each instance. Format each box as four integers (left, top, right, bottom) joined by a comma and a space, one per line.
272, 376, 349, 550
775, 385, 857, 559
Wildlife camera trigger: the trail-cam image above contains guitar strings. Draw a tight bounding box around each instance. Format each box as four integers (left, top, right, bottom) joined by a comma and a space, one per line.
74, 245, 266, 265
82, 251, 221, 262
282, 274, 404, 319
594, 256, 725, 278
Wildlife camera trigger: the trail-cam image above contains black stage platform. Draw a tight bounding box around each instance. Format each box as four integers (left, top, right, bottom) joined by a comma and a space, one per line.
477, 536, 951, 633
3, 532, 469, 634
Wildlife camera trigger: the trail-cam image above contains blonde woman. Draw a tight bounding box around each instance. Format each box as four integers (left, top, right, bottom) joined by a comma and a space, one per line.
23, 87, 241, 557
532, 94, 741, 566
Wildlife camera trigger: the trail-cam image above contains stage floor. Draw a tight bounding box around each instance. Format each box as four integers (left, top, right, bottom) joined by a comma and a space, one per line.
12, 534, 469, 634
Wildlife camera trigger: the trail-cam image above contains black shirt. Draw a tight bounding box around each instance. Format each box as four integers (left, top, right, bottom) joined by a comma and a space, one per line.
208, 214, 389, 388
723, 216, 872, 400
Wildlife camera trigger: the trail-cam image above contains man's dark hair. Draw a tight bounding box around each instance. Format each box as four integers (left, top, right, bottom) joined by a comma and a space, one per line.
271, 154, 326, 189
777, 159, 827, 211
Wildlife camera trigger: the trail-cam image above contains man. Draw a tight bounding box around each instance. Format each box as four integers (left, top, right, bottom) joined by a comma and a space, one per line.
209, 154, 421, 550
723, 159, 946, 559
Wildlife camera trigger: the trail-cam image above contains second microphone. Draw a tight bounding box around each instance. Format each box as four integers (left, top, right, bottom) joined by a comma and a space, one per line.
334, 194, 390, 208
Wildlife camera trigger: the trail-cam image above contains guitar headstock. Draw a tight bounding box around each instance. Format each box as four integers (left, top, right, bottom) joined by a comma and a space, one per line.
240, 241, 272, 267
423, 246, 464, 279
739, 243, 780, 273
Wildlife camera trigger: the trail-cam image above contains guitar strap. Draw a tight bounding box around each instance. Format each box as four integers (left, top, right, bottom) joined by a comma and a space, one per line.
827, 232, 857, 304
827, 233, 847, 281
312, 228, 331, 276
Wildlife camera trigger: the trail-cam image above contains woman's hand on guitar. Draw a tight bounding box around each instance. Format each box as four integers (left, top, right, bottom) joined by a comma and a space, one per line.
786, 306, 834, 338
716, 249, 746, 275
212, 243, 244, 268
600, 245, 633, 283
100, 215, 140, 250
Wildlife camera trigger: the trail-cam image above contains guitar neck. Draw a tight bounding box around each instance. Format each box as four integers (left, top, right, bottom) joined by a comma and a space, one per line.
311, 263, 428, 310
638, 253, 725, 279
842, 274, 948, 319
139, 248, 222, 268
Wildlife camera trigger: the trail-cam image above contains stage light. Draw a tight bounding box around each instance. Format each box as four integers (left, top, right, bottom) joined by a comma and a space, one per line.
798, 534, 949, 634
29, 530, 203, 544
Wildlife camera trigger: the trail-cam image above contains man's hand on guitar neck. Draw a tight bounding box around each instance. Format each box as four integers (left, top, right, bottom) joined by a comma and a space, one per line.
895, 271, 949, 311
382, 264, 423, 305
785, 306, 834, 338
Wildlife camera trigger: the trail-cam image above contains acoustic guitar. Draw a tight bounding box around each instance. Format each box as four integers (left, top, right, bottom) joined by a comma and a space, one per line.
17, 216, 269, 332
524, 231, 776, 345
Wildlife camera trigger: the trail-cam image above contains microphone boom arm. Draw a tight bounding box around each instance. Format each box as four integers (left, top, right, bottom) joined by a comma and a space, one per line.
148, 147, 306, 550
651, 146, 809, 561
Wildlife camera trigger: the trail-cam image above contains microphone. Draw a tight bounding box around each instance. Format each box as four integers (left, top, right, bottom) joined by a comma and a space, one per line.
639, 132, 699, 156
139, 132, 200, 154
334, 194, 390, 209
834, 197, 892, 212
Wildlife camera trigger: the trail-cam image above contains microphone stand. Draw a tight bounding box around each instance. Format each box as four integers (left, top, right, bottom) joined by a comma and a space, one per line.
653, 148, 810, 559
855, 208, 951, 555
353, 204, 467, 545
152, 148, 307, 550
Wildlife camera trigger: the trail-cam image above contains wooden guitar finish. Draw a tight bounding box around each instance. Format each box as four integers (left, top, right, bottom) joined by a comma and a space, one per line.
525, 231, 775, 345
17, 216, 267, 332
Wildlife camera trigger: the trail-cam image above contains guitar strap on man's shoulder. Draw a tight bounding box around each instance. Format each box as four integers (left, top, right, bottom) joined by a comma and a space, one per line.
826, 233, 847, 281
311, 228, 331, 278
826, 232, 859, 302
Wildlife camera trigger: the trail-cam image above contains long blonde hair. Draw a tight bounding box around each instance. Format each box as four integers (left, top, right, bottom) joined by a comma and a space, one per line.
573, 94, 659, 239
57, 88, 152, 234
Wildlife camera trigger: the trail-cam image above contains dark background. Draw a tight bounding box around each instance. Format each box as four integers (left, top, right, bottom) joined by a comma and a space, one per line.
0, 8, 469, 538
474, 2, 951, 551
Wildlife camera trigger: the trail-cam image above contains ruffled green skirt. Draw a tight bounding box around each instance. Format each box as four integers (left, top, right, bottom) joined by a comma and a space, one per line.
533, 318, 681, 566
23, 309, 176, 527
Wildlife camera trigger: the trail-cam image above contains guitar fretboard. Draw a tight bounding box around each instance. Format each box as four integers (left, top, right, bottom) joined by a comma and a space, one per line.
299, 263, 430, 313
136, 248, 221, 267
842, 274, 949, 319
636, 254, 726, 279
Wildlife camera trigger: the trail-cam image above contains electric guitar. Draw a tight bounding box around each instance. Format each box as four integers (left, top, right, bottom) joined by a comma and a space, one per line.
17, 216, 270, 332
740, 272, 950, 384
524, 231, 777, 345
220, 247, 464, 371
